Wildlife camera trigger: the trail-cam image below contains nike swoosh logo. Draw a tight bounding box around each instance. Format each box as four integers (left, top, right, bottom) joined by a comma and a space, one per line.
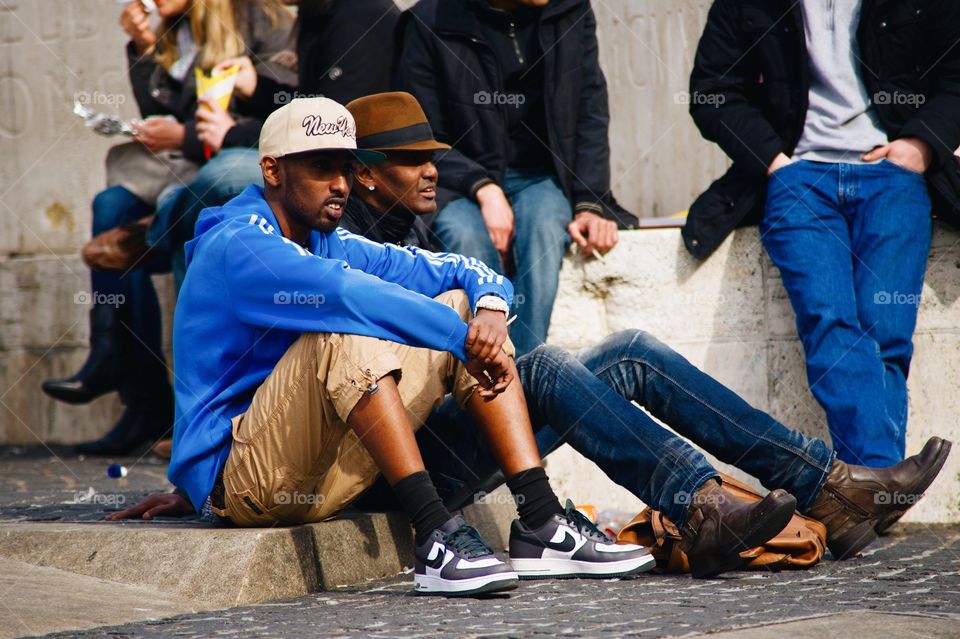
425, 542, 446, 569
546, 528, 578, 553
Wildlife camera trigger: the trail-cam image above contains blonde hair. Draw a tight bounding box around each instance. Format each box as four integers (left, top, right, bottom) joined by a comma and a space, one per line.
154, 0, 287, 72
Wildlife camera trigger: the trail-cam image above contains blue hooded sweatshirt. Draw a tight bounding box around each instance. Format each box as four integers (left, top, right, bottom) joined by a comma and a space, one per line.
169, 185, 513, 511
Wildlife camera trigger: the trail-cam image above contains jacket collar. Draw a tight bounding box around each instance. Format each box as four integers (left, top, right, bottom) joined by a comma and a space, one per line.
434, 0, 586, 38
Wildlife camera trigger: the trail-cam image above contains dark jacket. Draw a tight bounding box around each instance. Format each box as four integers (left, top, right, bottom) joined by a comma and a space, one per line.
244, 0, 401, 118
686, 0, 960, 259
396, 0, 637, 228
340, 196, 432, 249
127, 2, 295, 164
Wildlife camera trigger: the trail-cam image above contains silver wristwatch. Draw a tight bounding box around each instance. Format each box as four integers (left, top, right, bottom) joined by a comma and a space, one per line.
474, 295, 509, 315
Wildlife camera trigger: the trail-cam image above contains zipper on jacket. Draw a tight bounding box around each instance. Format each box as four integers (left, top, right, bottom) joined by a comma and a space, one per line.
508, 21, 525, 66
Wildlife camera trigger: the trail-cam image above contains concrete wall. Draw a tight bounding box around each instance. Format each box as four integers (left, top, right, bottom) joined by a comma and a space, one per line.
2, 1, 959, 522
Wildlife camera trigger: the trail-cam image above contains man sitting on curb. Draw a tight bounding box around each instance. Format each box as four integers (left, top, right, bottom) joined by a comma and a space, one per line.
111, 96, 660, 597
113, 94, 951, 583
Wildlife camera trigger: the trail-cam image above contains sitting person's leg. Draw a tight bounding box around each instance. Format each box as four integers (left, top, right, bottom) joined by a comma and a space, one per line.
430, 196, 504, 278
43, 186, 152, 405
504, 171, 572, 356
419, 334, 800, 578
169, 148, 263, 292
218, 291, 521, 595
536, 329, 950, 557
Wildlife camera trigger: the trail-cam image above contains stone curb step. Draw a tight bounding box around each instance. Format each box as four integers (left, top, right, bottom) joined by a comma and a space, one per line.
0, 496, 516, 608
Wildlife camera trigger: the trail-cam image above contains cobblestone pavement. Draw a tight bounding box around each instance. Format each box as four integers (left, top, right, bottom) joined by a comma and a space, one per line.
0, 447, 186, 523
34, 523, 960, 638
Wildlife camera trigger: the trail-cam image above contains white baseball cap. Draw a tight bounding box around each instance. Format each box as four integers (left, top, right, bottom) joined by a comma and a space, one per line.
258, 96, 385, 163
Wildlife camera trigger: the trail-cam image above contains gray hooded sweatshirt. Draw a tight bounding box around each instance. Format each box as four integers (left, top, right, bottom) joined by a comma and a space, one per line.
793, 0, 888, 163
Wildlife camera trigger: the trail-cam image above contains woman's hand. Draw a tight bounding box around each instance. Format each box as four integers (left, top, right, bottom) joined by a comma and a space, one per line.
119, 1, 156, 55
215, 57, 257, 99
195, 98, 236, 154
134, 117, 185, 153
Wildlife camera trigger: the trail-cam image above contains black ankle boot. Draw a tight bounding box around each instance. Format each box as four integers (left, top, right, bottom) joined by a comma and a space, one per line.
75, 404, 173, 456
75, 355, 174, 456
42, 305, 120, 404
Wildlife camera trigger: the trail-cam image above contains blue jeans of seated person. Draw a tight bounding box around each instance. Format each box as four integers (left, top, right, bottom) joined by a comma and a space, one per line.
417, 330, 835, 528
432, 170, 572, 356
91, 186, 165, 380
148, 147, 263, 293
761, 160, 932, 468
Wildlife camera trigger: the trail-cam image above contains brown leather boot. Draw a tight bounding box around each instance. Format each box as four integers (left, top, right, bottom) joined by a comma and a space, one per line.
679, 479, 797, 578
806, 437, 952, 560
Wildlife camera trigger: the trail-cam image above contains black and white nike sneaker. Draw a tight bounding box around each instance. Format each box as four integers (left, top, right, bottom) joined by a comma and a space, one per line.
414, 516, 519, 596
509, 500, 656, 579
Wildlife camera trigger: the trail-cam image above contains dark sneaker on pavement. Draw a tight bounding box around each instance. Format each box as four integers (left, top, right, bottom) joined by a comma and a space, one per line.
508, 500, 656, 579
414, 516, 518, 596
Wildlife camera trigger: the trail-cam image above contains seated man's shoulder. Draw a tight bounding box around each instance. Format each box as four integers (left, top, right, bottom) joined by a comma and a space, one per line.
406, 0, 452, 24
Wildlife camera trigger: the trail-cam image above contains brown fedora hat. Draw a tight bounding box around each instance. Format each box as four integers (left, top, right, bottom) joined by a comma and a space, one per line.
346, 91, 451, 153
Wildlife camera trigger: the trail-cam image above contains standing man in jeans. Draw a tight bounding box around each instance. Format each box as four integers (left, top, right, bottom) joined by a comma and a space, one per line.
397, 0, 636, 355
687, 0, 960, 466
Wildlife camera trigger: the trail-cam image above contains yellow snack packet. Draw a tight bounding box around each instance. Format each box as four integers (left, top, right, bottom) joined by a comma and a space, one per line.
195, 64, 240, 112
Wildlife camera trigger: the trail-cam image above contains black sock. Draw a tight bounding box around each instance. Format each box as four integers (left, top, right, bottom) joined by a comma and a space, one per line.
506, 466, 564, 530
392, 471, 453, 545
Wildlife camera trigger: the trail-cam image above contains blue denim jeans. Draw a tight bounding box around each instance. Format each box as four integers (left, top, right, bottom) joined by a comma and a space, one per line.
432, 170, 572, 355
416, 330, 835, 527
148, 147, 263, 293
761, 160, 932, 467
89, 185, 170, 408
90, 185, 163, 356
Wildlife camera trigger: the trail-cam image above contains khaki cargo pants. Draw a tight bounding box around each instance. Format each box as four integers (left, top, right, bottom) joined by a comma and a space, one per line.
215, 290, 509, 527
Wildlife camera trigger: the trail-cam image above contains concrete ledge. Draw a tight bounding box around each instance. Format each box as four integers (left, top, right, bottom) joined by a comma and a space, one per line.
0, 491, 514, 607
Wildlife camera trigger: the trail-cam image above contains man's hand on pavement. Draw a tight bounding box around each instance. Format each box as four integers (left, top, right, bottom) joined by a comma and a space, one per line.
105, 492, 195, 521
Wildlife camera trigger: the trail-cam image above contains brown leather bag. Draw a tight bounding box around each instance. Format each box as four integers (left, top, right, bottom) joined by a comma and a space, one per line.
616, 473, 827, 572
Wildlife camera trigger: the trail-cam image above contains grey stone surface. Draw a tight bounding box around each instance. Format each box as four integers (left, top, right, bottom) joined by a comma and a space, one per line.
708, 611, 960, 639
0, 557, 208, 639
28, 523, 960, 639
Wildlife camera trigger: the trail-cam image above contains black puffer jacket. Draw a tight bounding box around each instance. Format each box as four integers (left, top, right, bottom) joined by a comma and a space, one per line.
686, 0, 960, 259
127, 1, 295, 164
396, 0, 637, 228
244, 0, 401, 114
